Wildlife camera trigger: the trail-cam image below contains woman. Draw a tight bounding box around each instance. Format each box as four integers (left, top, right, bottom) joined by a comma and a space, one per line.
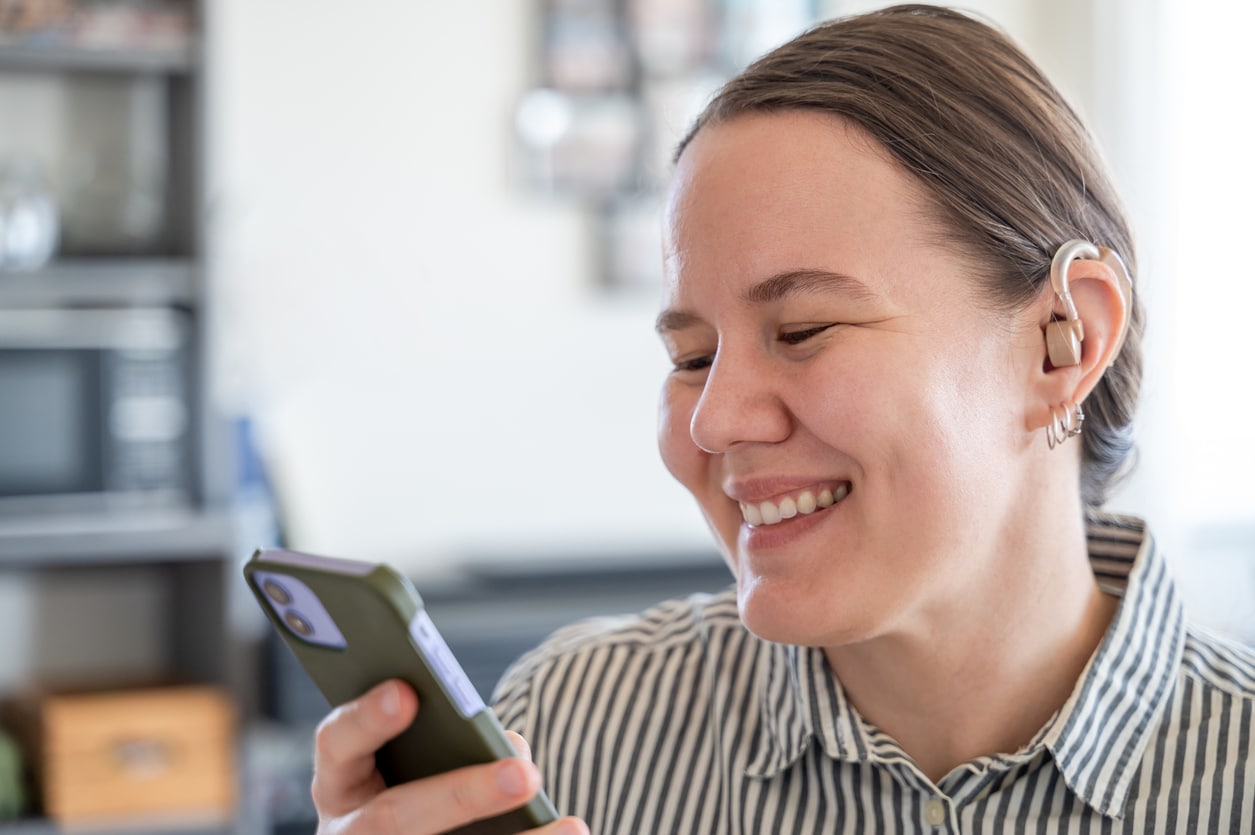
311, 6, 1254, 833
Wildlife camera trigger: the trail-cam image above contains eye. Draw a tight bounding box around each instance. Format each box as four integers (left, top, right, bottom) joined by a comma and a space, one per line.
673, 353, 714, 373
778, 323, 838, 345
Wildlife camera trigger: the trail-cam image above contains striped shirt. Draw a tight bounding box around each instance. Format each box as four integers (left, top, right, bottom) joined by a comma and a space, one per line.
492, 514, 1255, 834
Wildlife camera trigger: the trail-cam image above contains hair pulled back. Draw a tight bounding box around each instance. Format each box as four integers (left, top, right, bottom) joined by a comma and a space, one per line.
677, 3, 1144, 507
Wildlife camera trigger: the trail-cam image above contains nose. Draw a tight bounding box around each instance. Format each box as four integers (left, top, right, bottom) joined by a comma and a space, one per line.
689, 348, 792, 454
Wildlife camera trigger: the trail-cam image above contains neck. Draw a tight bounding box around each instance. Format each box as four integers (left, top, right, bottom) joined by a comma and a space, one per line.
824, 507, 1119, 784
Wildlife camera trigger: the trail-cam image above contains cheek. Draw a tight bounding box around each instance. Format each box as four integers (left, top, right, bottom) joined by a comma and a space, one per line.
659, 381, 740, 575
882, 345, 1022, 498
657, 382, 701, 489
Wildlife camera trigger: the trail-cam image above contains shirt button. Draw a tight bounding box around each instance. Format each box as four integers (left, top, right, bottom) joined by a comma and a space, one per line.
924, 797, 947, 827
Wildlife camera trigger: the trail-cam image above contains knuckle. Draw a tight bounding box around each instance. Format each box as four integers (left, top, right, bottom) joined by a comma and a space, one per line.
313, 706, 347, 765
365, 788, 406, 835
309, 769, 338, 817
449, 770, 484, 818
310, 771, 326, 810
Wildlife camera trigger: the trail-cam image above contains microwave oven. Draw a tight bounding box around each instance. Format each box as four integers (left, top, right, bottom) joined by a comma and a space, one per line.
0, 307, 195, 515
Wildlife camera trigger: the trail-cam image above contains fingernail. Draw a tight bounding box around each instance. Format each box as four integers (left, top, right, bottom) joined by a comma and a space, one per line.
556, 820, 586, 835
379, 683, 400, 716
496, 760, 528, 796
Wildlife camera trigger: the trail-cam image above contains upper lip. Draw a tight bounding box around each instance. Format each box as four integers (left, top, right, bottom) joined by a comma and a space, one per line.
724, 477, 852, 504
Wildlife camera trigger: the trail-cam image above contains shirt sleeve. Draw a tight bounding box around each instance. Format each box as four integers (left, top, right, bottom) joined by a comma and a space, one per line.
491, 646, 542, 738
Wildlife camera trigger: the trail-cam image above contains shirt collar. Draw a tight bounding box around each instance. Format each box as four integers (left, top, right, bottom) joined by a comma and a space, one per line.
745, 513, 1185, 820
1041, 513, 1185, 818
746, 641, 867, 778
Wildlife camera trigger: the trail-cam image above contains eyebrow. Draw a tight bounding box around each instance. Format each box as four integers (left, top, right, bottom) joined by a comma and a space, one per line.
745, 268, 878, 304
655, 268, 878, 334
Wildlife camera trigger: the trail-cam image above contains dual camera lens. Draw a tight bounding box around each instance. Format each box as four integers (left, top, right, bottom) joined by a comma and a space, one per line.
262, 578, 313, 637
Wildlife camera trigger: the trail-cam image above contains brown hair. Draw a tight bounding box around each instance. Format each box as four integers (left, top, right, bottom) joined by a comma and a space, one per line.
676, 3, 1143, 508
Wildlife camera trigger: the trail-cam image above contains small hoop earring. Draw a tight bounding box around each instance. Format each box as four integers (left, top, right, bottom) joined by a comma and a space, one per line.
1067, 403, 1085, 440
1046, 402, 1084, 450
1046, 405, 1063, 449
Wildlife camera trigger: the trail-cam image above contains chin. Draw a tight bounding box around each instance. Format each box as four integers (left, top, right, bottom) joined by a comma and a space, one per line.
736, 574, 879, 648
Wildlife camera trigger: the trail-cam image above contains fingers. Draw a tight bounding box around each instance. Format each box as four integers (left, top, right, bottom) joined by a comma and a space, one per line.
312, 679, 418, 816
506, 730, 533, 761
352, 757, 543, 835
503, 735, 591, 835
312, 683, 583, 835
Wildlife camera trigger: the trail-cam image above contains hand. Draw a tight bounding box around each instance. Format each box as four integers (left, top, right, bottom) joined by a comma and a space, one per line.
311, 679, 589, 835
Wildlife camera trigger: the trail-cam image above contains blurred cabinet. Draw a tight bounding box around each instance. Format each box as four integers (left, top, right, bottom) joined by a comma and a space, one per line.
0, 3, 250, 833
0, 512, 243, 835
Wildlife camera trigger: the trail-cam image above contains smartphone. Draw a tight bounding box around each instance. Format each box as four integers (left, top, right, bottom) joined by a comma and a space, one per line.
243, 547, 560, 834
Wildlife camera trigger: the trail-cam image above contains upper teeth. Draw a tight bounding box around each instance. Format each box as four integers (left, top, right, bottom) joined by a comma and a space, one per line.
740, 484, 850, 527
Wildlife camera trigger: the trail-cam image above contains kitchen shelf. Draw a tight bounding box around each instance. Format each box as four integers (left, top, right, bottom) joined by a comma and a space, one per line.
0, 508, 238, 568
0, 43, 195, 75
0, 5, 257, 833
0, 260, 196, 308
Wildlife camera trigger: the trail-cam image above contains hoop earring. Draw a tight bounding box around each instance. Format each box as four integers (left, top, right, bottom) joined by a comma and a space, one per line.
1046, 406, 1063, 449
1046, 402, 1085, 450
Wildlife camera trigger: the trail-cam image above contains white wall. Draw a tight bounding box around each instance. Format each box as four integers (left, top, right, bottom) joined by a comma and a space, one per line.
1161, 0, 1255, 526
207, 1, 708, 575
205, 1, 1197, 582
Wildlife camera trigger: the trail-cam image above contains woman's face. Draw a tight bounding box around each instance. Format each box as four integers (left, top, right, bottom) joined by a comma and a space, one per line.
657, 111, 1045, 647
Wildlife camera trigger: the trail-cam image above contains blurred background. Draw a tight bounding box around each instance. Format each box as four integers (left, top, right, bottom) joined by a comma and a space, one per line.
0, 1, 1250, 833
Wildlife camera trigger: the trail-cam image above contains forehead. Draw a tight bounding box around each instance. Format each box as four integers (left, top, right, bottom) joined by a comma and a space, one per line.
662, 111, 947, 308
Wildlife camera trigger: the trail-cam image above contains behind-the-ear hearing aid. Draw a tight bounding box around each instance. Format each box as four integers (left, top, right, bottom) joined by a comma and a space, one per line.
1046, 239, 1134, 368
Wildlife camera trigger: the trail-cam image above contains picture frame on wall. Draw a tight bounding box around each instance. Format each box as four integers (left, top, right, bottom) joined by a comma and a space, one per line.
520, 0, 825, 291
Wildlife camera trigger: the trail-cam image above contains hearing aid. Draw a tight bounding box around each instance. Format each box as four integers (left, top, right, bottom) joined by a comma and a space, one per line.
1046, 239, 1134, 368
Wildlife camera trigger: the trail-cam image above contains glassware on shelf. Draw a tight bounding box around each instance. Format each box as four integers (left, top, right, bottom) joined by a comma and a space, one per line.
57, 75, 169, 256
0, 157, 60, 271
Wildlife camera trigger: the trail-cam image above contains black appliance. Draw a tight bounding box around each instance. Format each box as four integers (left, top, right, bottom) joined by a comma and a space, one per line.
0, 307, 194, 515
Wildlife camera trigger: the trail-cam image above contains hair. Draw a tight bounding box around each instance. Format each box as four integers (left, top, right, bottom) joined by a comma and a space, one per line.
675, 3, 1143, 508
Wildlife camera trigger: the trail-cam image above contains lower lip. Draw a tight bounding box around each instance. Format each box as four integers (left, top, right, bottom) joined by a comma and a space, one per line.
739, 498, 845, 551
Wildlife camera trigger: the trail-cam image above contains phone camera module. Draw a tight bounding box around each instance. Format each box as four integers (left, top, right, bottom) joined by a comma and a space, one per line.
251, 569, 346, 649
262, 579, 292, 606
284, 610, 314, 637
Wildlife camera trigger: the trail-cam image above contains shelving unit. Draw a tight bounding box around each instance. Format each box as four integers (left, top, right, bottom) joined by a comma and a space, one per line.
0, 44, 195, 75
0, 260, 196, 308
0, 508, 234, 568
0, 4, 253, 833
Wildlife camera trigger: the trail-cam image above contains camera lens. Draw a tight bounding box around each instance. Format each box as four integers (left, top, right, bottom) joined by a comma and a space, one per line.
284, 611, 314, 637
262, 579, 292, 605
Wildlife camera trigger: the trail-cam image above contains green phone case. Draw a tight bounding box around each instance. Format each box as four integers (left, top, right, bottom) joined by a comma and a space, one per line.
243, 548, 560, 834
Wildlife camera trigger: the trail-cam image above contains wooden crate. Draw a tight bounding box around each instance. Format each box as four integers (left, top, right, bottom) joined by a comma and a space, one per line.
10, 685, 236, 824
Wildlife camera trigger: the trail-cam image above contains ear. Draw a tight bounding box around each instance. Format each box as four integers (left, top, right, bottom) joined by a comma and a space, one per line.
1028, 253, 1131, 431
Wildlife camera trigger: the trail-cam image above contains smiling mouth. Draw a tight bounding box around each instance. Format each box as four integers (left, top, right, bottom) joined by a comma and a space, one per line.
739, 483, 851, 527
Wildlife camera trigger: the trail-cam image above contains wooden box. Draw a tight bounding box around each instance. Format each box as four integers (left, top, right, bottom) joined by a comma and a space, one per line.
7, 685, 237, 824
